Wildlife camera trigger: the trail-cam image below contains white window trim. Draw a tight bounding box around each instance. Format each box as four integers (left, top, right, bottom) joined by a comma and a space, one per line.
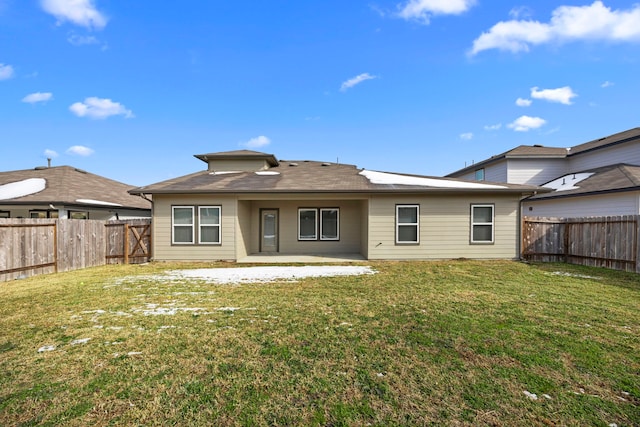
172, 206, 195, 245
396, 204, 419, 244
298, 208, 318, 241
198, 206, 221, 245
471, 204, 494, 244
320, 208, 340, 241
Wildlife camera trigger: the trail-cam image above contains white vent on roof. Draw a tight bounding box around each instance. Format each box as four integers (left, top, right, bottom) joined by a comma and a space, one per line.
255, 171, 280, 176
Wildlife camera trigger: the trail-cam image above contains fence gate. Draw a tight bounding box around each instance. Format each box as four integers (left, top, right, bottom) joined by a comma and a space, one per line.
105, 220, 152, 264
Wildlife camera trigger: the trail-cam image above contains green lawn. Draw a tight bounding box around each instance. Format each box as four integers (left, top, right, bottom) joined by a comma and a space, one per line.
0, 260, 638, 426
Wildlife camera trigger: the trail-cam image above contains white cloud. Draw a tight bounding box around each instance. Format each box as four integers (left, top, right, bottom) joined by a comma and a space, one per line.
460, 132, 473, 140
531, 86, 577, 105
69, 97, 134, 119
242, 135, 271, 148
66, 145, 94, 156
340, 73, 377, 91
470, 1, 640, 55
22, 92, 53, 104
508, 115, 547, 132
516, 97, 532, 107
398, 0, 476, 23
41, 0, 107, 30
601, 80, 614, 88
44, 149, 59, 158
484, 123, 502, 131
0, 63, 14, 80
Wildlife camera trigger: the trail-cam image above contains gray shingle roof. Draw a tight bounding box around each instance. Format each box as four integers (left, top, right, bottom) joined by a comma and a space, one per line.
0, 166, 151, 210
130, 159, 543, 195
529, 163, 640, 200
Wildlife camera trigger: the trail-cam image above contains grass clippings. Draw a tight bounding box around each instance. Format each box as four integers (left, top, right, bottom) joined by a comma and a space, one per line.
0, 260, 638, 426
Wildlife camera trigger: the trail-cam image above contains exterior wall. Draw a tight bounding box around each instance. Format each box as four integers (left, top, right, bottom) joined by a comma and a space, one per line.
523, 192, 640, 218
367, 194, 521, 260
569, 143, 640, 171
207, 159, 269, 172
0, 205, 150, 220
236, 200, 252, 259
507, 158, 567, 185
484, 162, 508, 183
152, 194, 237, 261
360, 199, 370, 259
248, 199, 363, 255
449, 160, 508, 182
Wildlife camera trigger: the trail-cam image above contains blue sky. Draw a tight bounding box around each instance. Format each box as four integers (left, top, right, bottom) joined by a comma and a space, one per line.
1, 0, 639, 186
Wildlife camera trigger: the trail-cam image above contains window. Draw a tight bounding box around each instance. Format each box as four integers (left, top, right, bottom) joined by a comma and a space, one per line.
471, 204, 494, 243
199, 206, 221, 244
396, 205, 419, 244
320, 208, 339, 240
475, 168, 485, 181
298, 208, 340, 241
298, 209, 317, 240
69, 211, 88, 219
30, 210, 58, 219
0, 211, 9, 218
172, 206, 194, 244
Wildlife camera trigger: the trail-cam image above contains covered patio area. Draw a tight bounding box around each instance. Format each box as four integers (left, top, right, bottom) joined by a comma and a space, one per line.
237, 253, 366, 264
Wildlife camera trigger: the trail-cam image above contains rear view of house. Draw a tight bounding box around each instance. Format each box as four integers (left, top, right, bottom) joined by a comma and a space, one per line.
130, 150, 543, 262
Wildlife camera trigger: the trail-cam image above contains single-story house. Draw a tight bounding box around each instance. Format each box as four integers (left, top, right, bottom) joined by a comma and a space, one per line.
0, 165, 151, 220
130, 150, 546, 261
522, 163, 640, 217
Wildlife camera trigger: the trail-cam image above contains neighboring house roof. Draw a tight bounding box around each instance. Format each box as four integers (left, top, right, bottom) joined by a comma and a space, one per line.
130, 157, 544, 195
0, 166, 151, 210
528, 164, 640, 201
446, 127, 640, 177
568, 127, 640, 156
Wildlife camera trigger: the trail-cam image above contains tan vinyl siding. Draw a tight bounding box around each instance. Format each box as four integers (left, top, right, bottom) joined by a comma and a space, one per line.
523, 192, 640, 218
207, 159, 270, 172
152, 194, 237, 261
367, 194, 520, 260
236, 200, 251, 258
248, 199, 363, 255
360, 198, 370, 258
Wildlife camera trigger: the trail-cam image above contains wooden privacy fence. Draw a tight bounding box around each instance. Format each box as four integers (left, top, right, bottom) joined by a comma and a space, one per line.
522, 215, 640, 273
0, 218, 151, 282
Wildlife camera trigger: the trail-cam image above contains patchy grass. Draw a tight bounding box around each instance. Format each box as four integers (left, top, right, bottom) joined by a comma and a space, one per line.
0, 260, 638, 426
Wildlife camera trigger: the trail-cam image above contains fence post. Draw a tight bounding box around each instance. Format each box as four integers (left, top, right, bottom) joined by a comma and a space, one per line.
636, 216, 640, 273
563, 218, 569, 264
53, 221, 58, 273
124, 223, 130, 264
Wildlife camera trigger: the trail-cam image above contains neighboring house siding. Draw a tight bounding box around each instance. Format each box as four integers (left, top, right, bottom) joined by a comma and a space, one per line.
507, 159, 567, 185
367, 194, 520, 260
523, 192, 640, 218
0, 206, 149, 220
452, 160, 507, 182
248, 199, 363, 255
484, 162, 508, 183
569, 144, 640, 172
153, 194, 237, 261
